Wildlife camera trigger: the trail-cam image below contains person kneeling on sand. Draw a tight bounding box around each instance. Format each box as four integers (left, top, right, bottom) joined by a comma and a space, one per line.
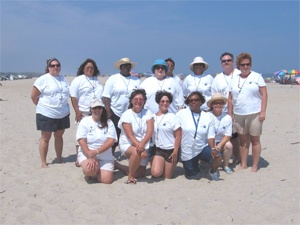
176, 91, 222, 180
76, 99, 117, 184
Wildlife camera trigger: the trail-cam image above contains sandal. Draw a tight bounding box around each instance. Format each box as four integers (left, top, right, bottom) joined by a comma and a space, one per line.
224, 166, 233, 174
124, 179, 137, 184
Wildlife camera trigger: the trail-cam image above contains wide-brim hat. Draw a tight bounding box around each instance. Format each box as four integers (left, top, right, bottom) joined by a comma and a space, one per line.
90, 98, 105, 108
114, 57, 137, 70
189, 56, 209, 72
151, 59, 168, 73
207, 93, 227, 108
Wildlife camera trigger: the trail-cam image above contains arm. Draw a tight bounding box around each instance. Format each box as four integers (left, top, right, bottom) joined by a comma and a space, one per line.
227, 92, 233, 119
169, 127, 182, 164
71, 97, 83, 122
138, 118, 154, 152
122, 123, 140, 147
215, 136, 231, 151
103, 97, 112, 119
259, 86, 268, 122
31, 86, 40, 105
95, 138, 115, 154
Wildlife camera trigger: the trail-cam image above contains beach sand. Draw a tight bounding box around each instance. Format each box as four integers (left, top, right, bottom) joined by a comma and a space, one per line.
0, 78, 299, 224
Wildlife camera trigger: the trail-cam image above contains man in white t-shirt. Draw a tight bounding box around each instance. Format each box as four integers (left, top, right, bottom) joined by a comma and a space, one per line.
102, 57, 141, 156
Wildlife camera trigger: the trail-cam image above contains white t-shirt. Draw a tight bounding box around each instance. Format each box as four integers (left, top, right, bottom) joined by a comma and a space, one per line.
139, 76, 184, 114
183, 73, 214, 111
76, 117, 117, 160
176, 108, 215, 161
211, 69, 240, 112
118, 108, 153, 150
152, 112, 180, 150
229, 71, 266, 115
210, 112, 232, 143
33, 73, 70, 118
69, 75, 103, 113
102, 73, 141, 117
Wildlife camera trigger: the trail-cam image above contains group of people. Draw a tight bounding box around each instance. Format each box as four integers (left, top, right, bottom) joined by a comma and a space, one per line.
31, 52, 268, 184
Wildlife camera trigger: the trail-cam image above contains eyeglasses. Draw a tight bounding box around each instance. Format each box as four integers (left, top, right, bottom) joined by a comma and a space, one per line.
121, 64, 131, 68
221, 59, 232, 63
91, 106, 103, 110
133, 98, 144, 102
160, 100, 170, 104
86, 66, 94, 70
49, 64, 60, 68
155, 66, 166, 70
240, 63, 251, 67
188, 98, 201, 103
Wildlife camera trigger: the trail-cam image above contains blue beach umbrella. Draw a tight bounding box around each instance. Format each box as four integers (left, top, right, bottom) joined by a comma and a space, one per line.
274, 69, 287, 76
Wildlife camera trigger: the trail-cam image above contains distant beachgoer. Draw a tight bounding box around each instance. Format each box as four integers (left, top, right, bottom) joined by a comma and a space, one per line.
151, 91, 181, 179
207, 93, 233, 174
228, 52, 268, 172
176, 91, 222, 180
182, 56, 214, 111
117, 89, 154, 184
31, 58, 70, 168
102, 57, 140, 157
139, 59, 184, 114
211, 52, 240, 163
76, 99, 117, 184
70, 58, 102, 167
165, 57, 183, 87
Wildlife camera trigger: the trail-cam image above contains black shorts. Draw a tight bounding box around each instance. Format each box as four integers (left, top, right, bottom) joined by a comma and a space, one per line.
110, 110, 121, 147
151, 146, 178, 163
36, 113, 70, 132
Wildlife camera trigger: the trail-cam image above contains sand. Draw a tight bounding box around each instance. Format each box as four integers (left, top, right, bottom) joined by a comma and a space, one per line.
0, 78, 299, 225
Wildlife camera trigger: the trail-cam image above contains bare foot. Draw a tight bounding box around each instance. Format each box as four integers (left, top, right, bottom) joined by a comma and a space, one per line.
41, 163, 49, 168
236, 165, 247, 171
251, 166, 258, 172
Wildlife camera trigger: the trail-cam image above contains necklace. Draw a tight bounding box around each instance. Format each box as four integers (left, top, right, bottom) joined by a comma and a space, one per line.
85, 76, 97, 98
155, 113, 166, 141
223, 72, 233, 85
52, 75, 63, 102
238, 75, 249, 93
156, 77, 166, 91
120, 75, 131, 96
132, 110, 143, 133
194, 75, 202, 91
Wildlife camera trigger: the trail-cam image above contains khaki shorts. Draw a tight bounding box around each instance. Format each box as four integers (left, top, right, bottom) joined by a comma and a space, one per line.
234, 113, 262, 136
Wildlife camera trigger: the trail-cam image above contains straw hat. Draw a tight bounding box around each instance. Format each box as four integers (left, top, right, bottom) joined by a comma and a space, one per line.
189, 56, 209, 72
114, 57, 137, 70
207, 93, 227, 108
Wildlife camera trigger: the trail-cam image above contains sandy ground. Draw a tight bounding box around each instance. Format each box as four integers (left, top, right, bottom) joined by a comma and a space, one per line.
0, 77, 299, 225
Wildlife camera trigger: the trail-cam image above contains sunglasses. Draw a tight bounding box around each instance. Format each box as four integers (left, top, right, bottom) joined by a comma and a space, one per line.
160, 100, 170, 104
240, 63, 251, 67
121, 64, 132, 68
49, 64, 60, 68
85, 66, 94, 70
188, 98, 201, 103
221, 59, 232, 63
155, 66, 166, 70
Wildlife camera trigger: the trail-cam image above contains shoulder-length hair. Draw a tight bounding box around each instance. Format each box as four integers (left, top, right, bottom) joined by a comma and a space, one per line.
128, 89, 147, 109
45, 58, 60, 73
155, 91, 173, 104
236, 52, 252, 70
90, 106, 108, 128
76, 58, 100, 76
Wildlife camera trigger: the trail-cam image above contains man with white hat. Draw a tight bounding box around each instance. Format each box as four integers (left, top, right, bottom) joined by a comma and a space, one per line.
182, 56, 214, 111
102, 57, 141, 156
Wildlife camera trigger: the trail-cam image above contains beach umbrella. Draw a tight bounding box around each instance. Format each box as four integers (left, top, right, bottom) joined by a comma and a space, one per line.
274, 69, 287, 76
288, 69, 300, 75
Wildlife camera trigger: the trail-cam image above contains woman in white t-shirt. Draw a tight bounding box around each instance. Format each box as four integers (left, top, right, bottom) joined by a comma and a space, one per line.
228, 52, 268, 172
151, 91, 181, 179
70, 58, 103, 167
118, 89, 154, 184
31, 58, 70, 168
76, 99, 117, 184
207, 93, 233, 174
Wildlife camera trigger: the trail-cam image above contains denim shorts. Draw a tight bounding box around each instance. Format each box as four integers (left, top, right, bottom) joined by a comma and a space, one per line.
36, 113, 70, 132
182, 145, 212, 177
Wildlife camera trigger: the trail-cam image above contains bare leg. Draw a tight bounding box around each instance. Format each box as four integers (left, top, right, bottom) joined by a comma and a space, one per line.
81, 160, 99, 177
97, 169, 114, 184
125, 146, 142, 181
75, 145, 80, 167
211, 155, 222, 173
151, 155, 165, 178
114, 160, 129, 175
53, 129, 65, 163
238, 134, 250, 169
230, 136, 240, 163
250, 135, 261, 172
39, 131, 52, 168
164, 161, 176, 179
222, 141, 233, 168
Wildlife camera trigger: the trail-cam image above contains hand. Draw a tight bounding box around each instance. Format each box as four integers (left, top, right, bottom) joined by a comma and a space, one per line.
75, 111, 83, 123
168, 152, 178, 164
211, 148, 222, 159
86, 158, 98, 170
86, 150, 98, 158
259, 111, 266, 122
141, 150, 148, 159
136, 142, 146, 153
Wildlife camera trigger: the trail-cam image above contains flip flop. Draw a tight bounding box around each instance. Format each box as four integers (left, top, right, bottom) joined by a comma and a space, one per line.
124, 179, 137, 184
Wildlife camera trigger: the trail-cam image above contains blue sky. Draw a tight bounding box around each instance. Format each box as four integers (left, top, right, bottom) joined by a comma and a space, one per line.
1, 0, 299, 75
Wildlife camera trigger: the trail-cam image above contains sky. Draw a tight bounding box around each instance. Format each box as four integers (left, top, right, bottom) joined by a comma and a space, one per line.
1, 0, 299, 76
